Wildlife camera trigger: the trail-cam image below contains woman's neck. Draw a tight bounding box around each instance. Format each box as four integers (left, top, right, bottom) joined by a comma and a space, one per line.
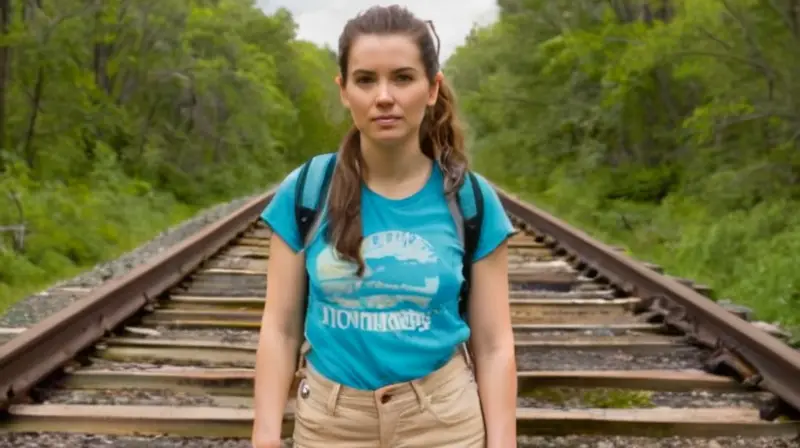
360, 137, 430, 182
359, 136, 432, 199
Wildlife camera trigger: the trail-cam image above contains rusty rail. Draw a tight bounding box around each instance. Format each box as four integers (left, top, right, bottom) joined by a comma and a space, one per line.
492, 182, 800, 415
0, 188, 276, 410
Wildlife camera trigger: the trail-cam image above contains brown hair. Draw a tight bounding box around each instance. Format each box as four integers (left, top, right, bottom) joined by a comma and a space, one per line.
325, 5, 468, 276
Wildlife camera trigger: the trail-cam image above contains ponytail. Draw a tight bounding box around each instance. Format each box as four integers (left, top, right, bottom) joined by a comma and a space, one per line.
325, 128, 367, 276
422, 77, 468, 194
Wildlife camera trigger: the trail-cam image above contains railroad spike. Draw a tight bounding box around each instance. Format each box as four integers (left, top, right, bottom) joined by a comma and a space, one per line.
760, 396, 800, 422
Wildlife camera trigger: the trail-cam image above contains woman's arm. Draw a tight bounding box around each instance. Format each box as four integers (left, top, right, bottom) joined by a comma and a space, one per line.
251, 232, 308, 447
468, 239, 517, 448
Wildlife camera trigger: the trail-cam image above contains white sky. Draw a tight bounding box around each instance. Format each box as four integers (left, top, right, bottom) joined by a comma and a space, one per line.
256, 0, 499, 62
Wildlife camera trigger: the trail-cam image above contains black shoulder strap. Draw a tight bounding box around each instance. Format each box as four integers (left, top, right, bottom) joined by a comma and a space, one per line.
457, 171, 484, 318
293, 154, 337, 358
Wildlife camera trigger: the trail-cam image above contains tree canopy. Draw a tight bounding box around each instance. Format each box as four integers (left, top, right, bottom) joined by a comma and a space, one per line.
445, 0, 800, 337
0, 0, 349, 307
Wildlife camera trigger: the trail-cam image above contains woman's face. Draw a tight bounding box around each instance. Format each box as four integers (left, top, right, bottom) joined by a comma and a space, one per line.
338, 34, 440, 147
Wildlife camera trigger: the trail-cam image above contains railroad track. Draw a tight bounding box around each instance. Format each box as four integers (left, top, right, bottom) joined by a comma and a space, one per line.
1, 184, 800, 447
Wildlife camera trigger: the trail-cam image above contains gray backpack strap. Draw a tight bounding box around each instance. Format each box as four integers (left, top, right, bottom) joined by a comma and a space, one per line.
447, 196, 465, 247
304, 174, 334, 247
294, 153, 337, 249
292, 152, 337, 374
447, 171, 484, 318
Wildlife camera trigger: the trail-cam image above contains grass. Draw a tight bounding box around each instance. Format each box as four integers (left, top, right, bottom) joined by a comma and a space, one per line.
0, 183, 197, 315
523, 387, 655, 409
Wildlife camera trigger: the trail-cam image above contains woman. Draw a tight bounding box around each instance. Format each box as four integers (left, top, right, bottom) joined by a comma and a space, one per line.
252, 5, 517, 448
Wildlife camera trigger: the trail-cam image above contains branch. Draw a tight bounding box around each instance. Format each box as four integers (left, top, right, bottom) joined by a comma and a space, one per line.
671, 50, 773, 74
2, 189, 26, 251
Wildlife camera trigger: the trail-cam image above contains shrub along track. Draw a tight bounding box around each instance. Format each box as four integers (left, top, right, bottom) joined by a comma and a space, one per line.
0, 184, 799, 447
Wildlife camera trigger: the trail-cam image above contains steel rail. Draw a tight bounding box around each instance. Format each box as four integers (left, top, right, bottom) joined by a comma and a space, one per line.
0, 188, 277, 410
491, 182, 800, 414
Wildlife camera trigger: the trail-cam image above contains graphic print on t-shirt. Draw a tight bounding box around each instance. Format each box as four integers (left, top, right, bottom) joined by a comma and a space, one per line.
315, 230, 441, 334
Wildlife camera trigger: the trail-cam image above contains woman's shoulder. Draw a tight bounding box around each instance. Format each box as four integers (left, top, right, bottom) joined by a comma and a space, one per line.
260, 152, 338, 252
271, 152, 338, 200
463, 171, 516, 261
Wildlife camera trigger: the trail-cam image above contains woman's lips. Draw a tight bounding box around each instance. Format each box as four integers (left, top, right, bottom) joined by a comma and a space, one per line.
373, 115, 401, 126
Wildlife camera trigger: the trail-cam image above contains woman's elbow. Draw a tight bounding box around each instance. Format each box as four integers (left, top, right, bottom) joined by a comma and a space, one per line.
260, 310, 302, 345
470, 317, 515, 360
261, 233, 307, 342
475, 331, 514, 359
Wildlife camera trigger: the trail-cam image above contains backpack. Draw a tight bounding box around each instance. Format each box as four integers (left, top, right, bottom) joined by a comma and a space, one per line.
293, 152, 484, 320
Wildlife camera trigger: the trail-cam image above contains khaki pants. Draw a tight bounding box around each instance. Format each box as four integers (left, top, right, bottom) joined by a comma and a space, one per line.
292, 349, 486, 448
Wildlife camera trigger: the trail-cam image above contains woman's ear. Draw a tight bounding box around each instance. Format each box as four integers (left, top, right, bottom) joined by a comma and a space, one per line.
428, 71, 443, 106
335, 74, 350, 109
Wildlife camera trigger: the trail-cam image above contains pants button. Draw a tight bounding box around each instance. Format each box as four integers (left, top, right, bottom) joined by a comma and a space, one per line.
380, 394, 392, 404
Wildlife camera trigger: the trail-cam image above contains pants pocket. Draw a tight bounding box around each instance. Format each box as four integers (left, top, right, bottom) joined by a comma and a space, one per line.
292, 378, 379, 448
293, 379, 329, 440
425, 372, 484, 427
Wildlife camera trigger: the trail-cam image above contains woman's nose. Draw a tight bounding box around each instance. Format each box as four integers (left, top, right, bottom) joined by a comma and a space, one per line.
375, 82, 394, 104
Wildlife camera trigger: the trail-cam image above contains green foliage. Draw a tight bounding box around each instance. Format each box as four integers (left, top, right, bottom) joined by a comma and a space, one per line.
525, 387, 655, 409
0, 1, 347, 311
446, 0, 800, 336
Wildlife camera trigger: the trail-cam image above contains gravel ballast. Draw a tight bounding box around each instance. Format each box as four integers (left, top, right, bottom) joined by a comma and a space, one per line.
516, 347, 710, 371
0, 194, 259, 329
516, 436, 800, 447
1, 434, 797, 447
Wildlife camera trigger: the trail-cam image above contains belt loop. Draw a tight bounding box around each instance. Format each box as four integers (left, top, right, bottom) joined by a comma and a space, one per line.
461, 342, 474, 369
326, 383, 342, 416
295, 339, 311, 380
409, 381, 428, 412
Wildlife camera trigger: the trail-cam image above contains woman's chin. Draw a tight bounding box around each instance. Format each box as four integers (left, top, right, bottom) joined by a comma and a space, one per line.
363, 127, 414, 147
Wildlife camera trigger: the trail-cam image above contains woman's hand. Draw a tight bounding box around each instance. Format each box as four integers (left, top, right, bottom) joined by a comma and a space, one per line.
251, 428, 283, 448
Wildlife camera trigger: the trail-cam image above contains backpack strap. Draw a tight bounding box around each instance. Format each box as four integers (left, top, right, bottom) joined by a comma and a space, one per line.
292, 153, 337, 380
446, 171, 484, 318
294, 153, 337, 247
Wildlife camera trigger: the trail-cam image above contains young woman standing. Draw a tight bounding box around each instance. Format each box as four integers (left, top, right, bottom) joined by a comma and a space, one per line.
252, 5, 517, 447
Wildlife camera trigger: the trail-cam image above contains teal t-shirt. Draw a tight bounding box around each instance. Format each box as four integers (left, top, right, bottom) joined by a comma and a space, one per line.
260, 154, 515, 390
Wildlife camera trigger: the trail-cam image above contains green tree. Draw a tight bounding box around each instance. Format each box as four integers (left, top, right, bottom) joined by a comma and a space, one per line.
0, 0, 347, 310
446, 0, 800, 336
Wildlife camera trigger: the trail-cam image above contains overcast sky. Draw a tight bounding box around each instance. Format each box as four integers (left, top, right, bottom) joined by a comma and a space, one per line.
256, 0, 498, 62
